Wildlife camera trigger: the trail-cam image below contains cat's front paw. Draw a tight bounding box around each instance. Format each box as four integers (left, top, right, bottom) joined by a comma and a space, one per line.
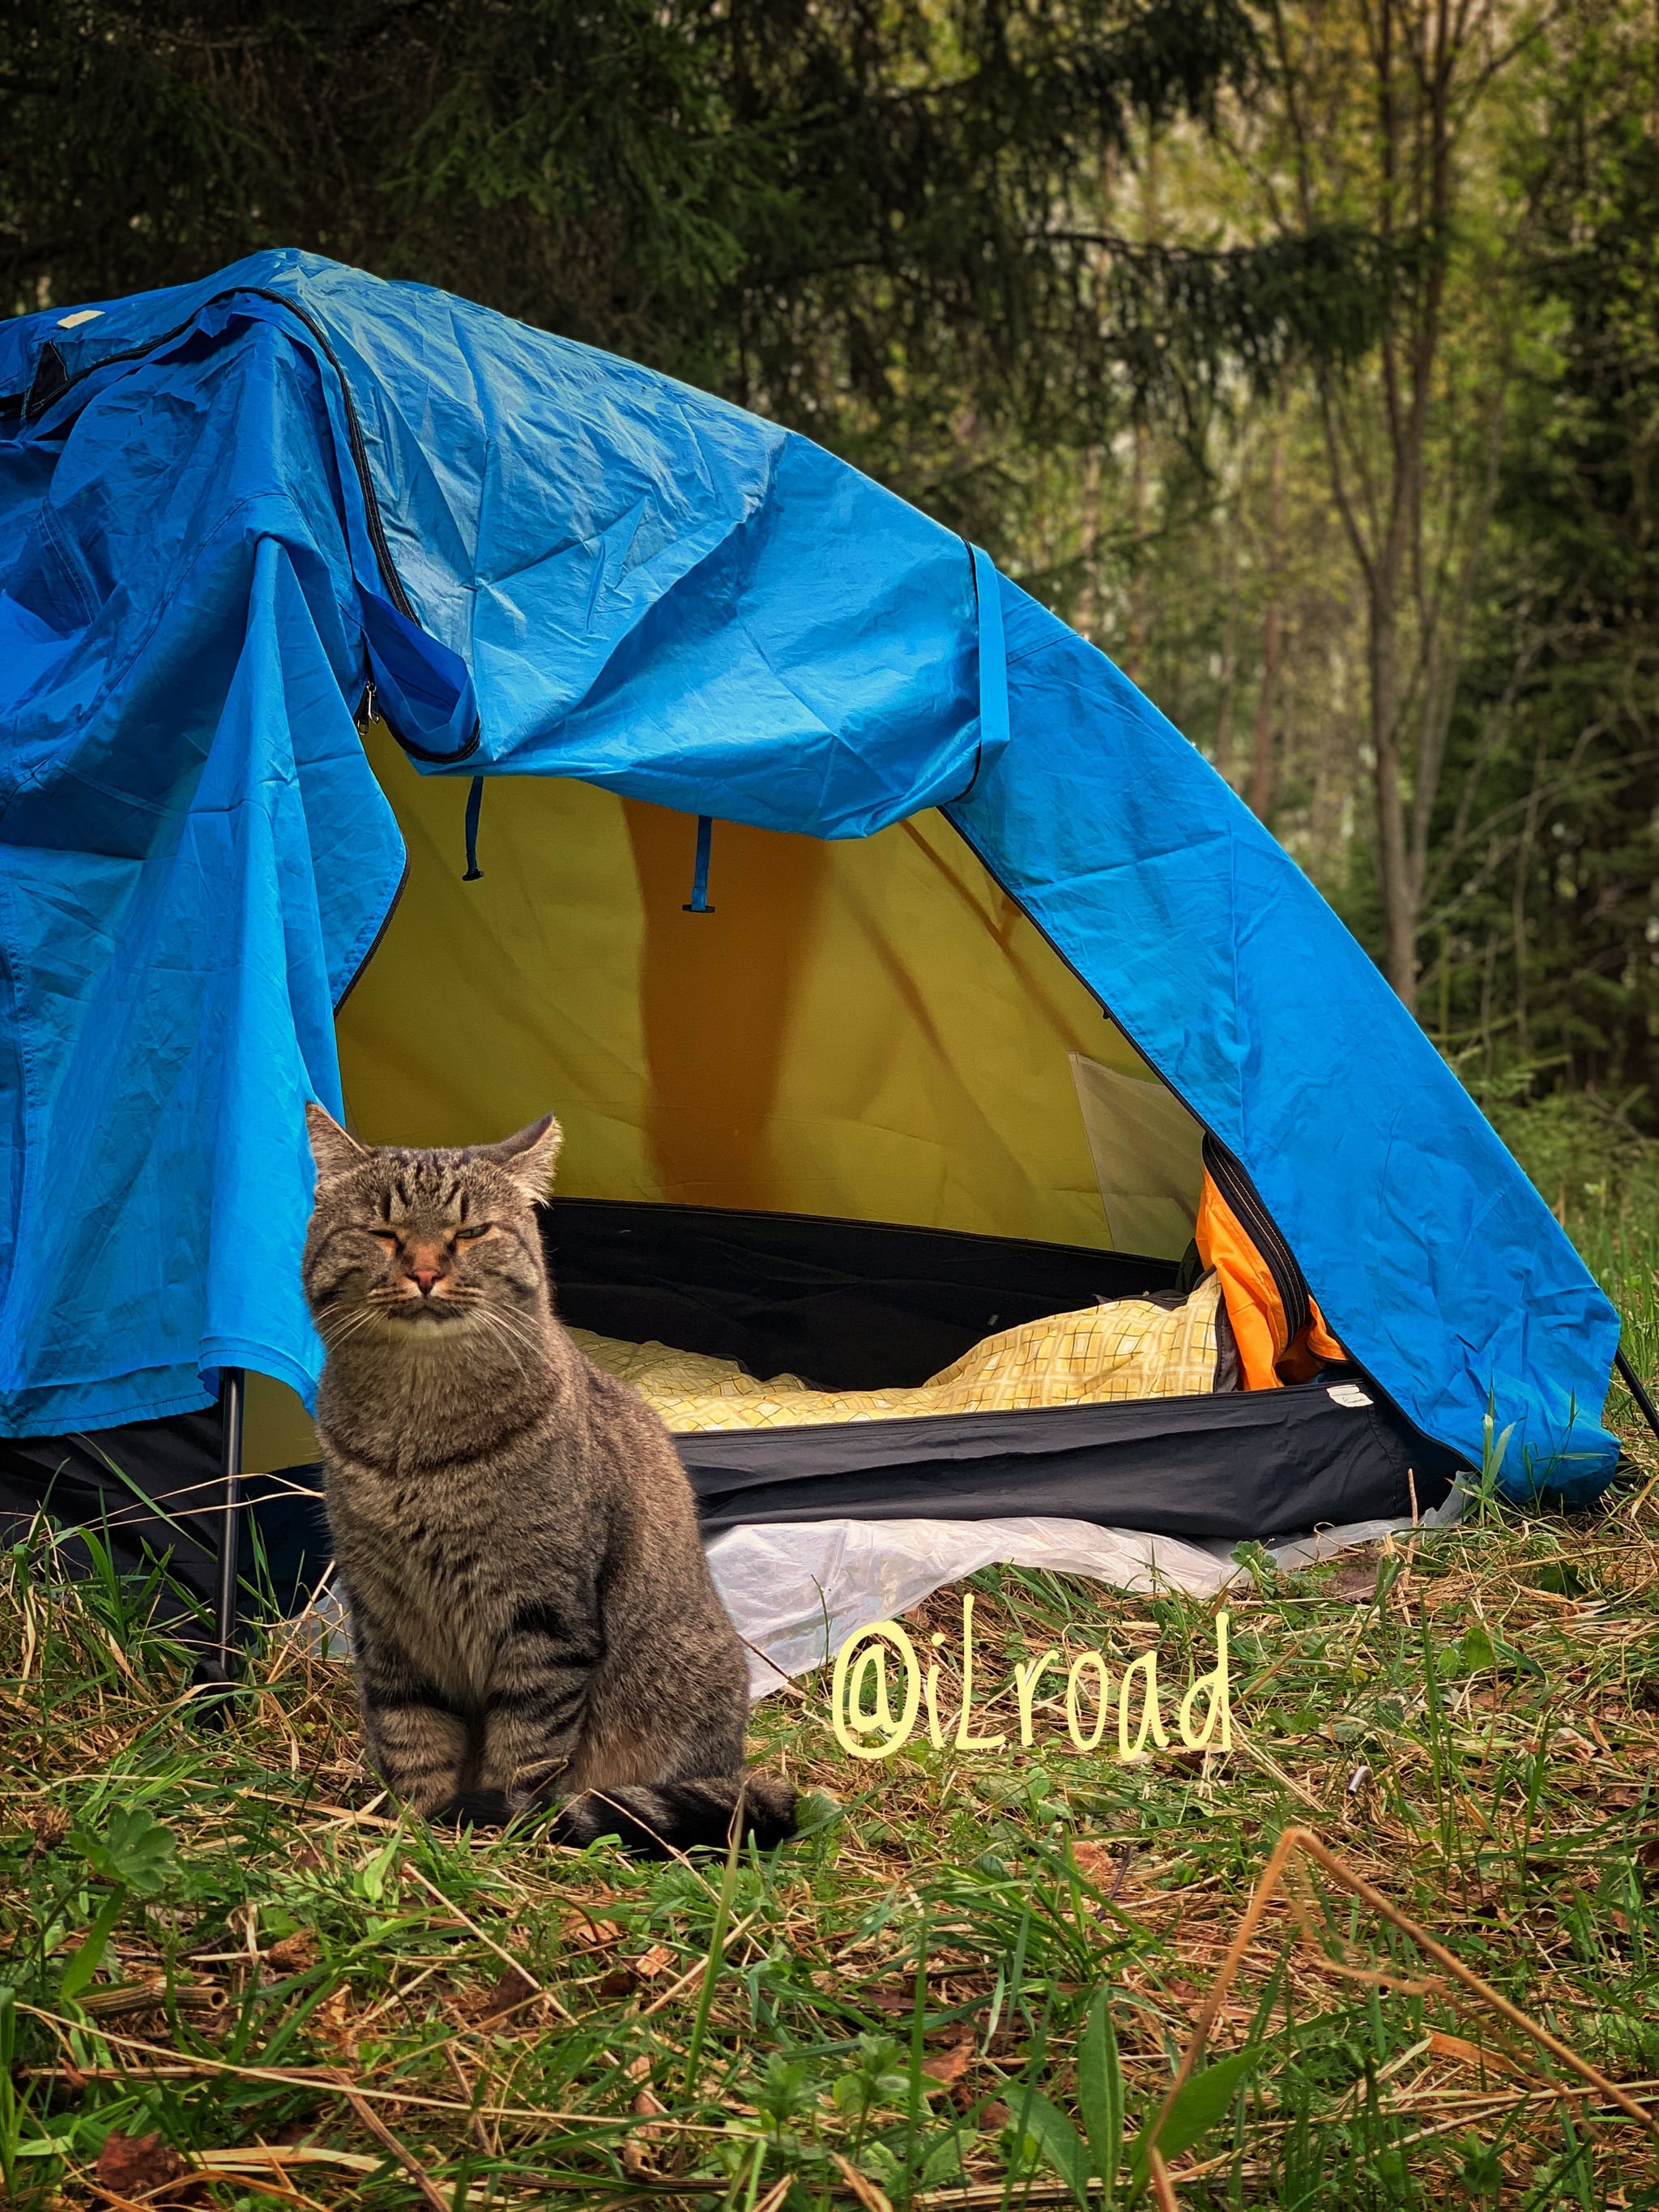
430, 1789, 513, 1832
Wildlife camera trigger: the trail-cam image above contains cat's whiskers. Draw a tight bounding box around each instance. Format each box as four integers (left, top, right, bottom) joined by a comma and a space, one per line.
490, 1317, 556, 1375
469, 1305, 543, 1377
442, 1279, 543, 1339
469, 1298, 544, 1352
320, 1293, 449, 1355
318, 1303, 386, 1352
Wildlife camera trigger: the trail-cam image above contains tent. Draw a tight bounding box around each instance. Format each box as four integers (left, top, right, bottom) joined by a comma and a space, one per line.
0, 250, 1631, 1661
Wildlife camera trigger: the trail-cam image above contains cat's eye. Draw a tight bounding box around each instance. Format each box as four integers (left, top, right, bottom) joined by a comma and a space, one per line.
453, 1223, 492, 1241
369, 1231, 400, 1249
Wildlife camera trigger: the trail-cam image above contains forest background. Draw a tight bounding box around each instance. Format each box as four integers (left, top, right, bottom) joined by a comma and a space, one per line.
10, 27, 1659, 2209
6, 0, 1659, 1232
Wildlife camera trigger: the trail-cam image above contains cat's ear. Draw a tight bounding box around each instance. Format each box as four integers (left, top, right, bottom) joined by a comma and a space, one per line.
479, 1112, 563, 1202
305, 1100, 369, 1183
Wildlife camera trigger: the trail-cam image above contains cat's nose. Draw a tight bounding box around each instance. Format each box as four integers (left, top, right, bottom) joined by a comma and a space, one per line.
412, 1267, 442, 1296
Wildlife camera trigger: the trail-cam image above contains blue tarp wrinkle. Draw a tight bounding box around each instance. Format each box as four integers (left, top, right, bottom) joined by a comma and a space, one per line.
0, 250, 1622, 1498
1, 283, 406, 1429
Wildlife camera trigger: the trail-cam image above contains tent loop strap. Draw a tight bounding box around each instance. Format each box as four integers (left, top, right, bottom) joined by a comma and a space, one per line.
463, 775, 484, 881
682, 813, 716, 914
945, 539, 1009, 807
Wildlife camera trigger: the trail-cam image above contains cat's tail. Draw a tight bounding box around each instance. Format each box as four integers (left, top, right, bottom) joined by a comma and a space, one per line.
547, 1771, 797, 1858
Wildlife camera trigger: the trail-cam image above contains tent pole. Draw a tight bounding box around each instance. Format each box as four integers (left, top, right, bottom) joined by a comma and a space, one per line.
1616, 1347, 1659, 1452
215, 1367, 245, 1672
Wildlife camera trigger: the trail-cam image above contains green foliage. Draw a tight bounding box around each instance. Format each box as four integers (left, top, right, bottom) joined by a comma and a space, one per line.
1132, 2043, 1261, 2176
1423, 7, 1659, 1107
0, 0, 1397, 536
1448, 1622, 1496, 1675
1021, 2031, 1262, 2205
1077, 1988, 1127, 2206
833, 2034, 911, 2126
1473, 1402, 1516, 1521
1015, 2081, 1095, 2204
681, 1815, 743, 2093
56, 1885, 127, 2005
71, 1804, 178, 1897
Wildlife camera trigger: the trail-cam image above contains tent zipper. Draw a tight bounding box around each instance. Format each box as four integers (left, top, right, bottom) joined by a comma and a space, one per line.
1200, 1133, 1312, 1339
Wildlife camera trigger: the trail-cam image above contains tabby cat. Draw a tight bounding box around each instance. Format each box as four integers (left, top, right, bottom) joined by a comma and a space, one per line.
300, 1103, 796, 1856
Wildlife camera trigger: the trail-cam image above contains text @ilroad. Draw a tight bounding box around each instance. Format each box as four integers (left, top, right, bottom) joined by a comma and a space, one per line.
829, 1595, 1233, 1762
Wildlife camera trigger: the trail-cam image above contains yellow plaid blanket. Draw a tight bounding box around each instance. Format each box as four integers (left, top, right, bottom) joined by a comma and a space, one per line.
569, 1273, 1219, 1434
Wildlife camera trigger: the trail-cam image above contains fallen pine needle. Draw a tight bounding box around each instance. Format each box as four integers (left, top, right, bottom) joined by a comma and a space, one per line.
14, 2004, 756, 2131
833, 2151, 897, 2211
330, 2068, 451, 2212
399, 1857, 577, 2024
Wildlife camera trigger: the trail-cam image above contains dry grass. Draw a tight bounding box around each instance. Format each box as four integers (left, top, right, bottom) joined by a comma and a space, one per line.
7, 1407, 1659, 2209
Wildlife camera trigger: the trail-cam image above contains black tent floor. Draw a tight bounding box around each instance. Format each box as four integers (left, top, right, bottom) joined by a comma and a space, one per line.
675, 1371, 1460, 1537
249, 1362, 1458, 1601
255, 1366, 1465, 1696
0, 1202, 1465, 1638
1, 1370, 1463, 1641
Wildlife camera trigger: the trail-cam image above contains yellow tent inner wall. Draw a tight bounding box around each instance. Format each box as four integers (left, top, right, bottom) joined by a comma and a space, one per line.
243, 721, 1176, 1471
336, 723, 1164, 1228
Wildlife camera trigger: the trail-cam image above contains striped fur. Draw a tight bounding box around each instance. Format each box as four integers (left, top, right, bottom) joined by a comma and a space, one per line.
300, 1104, 795, 1855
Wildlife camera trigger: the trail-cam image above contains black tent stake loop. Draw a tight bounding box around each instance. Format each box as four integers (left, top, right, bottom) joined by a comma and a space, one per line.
682, 813, 715, 914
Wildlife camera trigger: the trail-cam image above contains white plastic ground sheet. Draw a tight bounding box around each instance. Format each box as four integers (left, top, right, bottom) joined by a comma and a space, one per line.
288, 1497, 1465, 1699
706, 1494, 1465, 1702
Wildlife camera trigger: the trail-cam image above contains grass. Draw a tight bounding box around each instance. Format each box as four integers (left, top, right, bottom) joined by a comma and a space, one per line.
7, 1196, 1659, 2208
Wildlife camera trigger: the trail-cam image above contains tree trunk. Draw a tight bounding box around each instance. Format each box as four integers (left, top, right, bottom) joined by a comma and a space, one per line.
1125, 420, 1148, 683
1213, 498, 1239, 785
1074, 446, 1101, 643
1248, 606, 1282, 822
1124, 143, 1159, 685
1370, 581, 1419, 1006
1511, 729, 1549, 1059
1267, 0, 1526, 1019
1247, 425, 1286, 821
